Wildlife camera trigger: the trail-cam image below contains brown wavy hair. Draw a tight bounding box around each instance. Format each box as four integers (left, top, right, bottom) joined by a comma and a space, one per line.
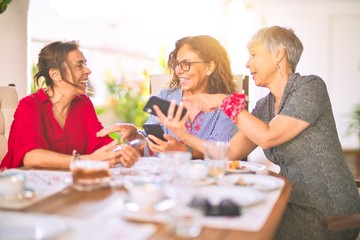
167, 35, 237, 94
33, 40, 79, 90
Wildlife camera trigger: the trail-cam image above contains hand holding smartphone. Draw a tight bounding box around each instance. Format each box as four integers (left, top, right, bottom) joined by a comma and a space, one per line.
143, 123, 166, 142
143, 96, 187, 118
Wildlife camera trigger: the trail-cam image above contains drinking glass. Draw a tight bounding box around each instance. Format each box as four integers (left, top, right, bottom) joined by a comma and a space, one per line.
204, 141, 229, 179
170, 205, 203, 238
70, 159, 111, 191
158, 151, 191, 182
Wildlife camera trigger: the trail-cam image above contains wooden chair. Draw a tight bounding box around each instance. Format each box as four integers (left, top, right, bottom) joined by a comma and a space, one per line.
0, 84, 18, 161
149, 74, 169, 95
234, 74, 249, 111
323, 180, 360, 232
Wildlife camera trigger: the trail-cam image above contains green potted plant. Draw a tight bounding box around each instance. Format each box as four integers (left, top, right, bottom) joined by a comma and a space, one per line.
0, 0, 12, 14
347, 103, 360, 172
348, 104, 360, 150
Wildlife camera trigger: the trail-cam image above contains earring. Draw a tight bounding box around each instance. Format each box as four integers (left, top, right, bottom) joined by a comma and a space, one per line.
207, 72, 212, 76
277, 62, 284, 78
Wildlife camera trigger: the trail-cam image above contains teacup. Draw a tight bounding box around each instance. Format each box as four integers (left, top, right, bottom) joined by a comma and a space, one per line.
0, 172, 26, 200
183, 161, 209, 181
125, 179, 164, 209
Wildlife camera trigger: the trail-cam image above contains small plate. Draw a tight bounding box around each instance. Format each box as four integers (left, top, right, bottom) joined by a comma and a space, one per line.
227, 161, 266, 173
218, 174, 284, 191
197, 185, 264, 207
180, 178, 215, 187
0, 170, 70, 210
124, 198, 176, 213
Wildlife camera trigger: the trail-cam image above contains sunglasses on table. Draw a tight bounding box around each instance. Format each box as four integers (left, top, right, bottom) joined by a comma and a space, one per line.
189, 196, 241, 217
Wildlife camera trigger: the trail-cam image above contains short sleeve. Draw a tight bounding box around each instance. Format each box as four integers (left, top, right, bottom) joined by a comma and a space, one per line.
280, 76, 330, 124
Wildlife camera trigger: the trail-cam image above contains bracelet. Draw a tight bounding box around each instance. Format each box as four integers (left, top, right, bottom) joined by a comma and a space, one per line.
72, 149, 80, 162
220, 92, 247, 123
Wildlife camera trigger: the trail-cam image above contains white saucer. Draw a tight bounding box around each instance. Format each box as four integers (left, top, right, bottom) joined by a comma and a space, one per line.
227, 161, 266, 173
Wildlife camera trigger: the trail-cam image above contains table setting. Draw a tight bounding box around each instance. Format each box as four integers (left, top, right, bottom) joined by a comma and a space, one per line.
118, 155, 285, 235
0, 141, 291, 239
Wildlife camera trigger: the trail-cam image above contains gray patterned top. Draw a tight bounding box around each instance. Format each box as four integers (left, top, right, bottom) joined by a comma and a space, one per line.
252, 73, 360, 239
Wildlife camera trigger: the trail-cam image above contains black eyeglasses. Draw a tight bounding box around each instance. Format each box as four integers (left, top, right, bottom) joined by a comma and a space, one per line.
170, 60, 206, 72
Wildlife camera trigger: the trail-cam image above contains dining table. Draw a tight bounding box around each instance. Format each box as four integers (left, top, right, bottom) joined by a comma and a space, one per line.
0, 157, 292, 240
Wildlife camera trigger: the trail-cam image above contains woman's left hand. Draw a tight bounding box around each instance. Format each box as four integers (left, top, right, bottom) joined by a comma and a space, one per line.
153, 100, 190, 142
147, 134, 187, 153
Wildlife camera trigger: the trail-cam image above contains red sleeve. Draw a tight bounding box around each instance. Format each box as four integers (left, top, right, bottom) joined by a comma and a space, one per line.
0, 93, 113, 170
1, 95, 49, 169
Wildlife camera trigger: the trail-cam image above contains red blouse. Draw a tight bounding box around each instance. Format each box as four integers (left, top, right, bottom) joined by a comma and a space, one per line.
0, 89, 112, 169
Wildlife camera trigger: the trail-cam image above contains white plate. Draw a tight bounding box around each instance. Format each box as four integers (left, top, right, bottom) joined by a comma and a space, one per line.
0, 170, 71, 210
197, 185, 264, 207
124, 198, 176, 213
218, 174, 284, 191
175, 178, 215, 187
227, 161, 266, 173
0, 212, 68, 239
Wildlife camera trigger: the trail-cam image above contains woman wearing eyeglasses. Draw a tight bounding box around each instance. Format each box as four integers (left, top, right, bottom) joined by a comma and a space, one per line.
97, 35, 238, 158
155, 26, 360, 239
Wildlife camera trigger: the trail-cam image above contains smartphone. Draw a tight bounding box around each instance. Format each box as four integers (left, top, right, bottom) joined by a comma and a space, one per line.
143, 123, 167, 142
143, 96, 187, 118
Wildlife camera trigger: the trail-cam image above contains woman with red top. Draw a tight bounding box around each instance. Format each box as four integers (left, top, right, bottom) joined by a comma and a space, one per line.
0, 41, 140, 170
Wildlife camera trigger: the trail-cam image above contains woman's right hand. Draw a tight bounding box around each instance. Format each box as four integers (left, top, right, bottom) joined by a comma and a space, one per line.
86, 140, 140, 168
96, 123, 138, 142
183, 93, 227, 112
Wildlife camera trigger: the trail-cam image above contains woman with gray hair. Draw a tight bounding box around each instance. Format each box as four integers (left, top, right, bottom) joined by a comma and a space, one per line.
156, 26, 360, 239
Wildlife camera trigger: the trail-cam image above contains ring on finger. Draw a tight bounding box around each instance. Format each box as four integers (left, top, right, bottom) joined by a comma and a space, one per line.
167, 116, 173, 121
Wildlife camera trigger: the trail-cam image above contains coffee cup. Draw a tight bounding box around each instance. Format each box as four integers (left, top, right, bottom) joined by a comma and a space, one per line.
125, 179, 164, 209
0, 172, 26, 200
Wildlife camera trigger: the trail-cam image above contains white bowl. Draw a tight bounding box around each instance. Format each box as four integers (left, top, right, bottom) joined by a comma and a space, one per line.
186, 161, 209, 181
126, 180, 164, 209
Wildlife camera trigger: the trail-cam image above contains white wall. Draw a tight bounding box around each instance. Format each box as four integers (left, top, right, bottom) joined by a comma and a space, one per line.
244, 0, 360, 151
0, 0, 359, 155
0, 0, 30, 99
